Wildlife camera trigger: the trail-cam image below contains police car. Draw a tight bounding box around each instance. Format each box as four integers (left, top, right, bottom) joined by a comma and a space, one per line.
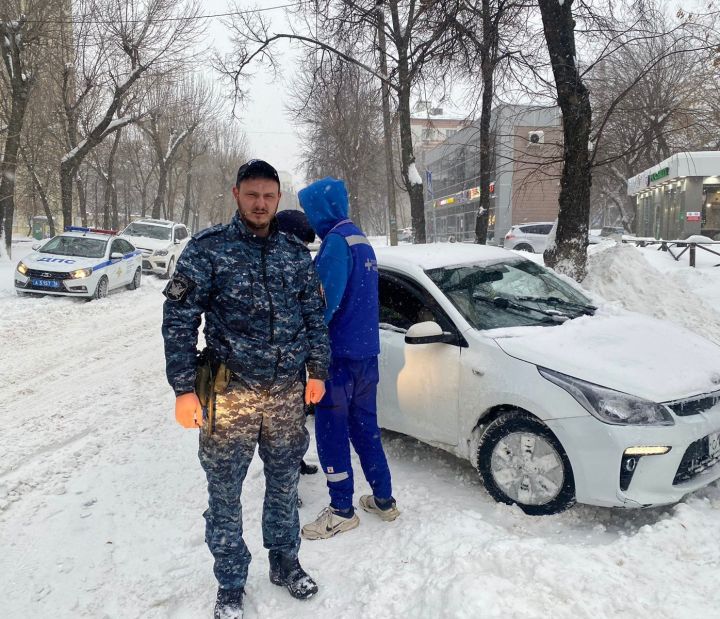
15, 227, 143, 299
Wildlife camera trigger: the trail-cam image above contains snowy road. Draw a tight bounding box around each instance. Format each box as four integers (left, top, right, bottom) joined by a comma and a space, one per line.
2, 241, 720, 618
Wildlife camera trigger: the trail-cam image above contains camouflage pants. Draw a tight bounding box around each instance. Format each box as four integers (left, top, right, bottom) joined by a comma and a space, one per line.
198, 379, 308, 590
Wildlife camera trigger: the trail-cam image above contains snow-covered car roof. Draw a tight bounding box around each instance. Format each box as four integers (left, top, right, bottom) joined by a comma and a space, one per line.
128, 218, 175, 228
375, 242, 519, 272
60, 230, 115, 241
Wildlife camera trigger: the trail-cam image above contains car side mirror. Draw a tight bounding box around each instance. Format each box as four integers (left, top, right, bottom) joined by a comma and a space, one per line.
110, 252, 124, 260
405, 321, 455, 345
32, 242, 41, 250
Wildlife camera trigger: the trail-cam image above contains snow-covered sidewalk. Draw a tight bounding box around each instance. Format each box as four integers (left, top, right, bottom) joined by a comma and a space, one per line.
1, 241, 720, 619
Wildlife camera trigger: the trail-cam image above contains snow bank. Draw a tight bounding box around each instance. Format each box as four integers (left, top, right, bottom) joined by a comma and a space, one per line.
583, 243, 720, 345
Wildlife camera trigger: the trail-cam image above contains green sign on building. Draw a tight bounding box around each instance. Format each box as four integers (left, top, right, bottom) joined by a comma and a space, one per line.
648, 167, 670, 183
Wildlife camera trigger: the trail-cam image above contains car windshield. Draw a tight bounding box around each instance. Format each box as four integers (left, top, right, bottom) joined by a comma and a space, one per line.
426, 258, 596, 330
122, 223, 171, 241
39, 236, 107, 259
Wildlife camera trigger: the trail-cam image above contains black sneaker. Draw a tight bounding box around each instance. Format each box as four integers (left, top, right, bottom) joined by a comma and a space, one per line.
214, 587, 244, 619
269, 551, 319, 600
300, 460, 318, 475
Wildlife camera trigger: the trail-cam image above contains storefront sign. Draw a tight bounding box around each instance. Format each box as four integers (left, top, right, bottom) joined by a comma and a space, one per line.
647, 167, 670, 184
466, 183, 495, 201
686, 211, 701, 221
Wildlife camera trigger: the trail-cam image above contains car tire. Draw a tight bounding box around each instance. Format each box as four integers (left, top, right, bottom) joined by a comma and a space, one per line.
163, 257, 175, 280
92, 276, 109, 300
477, 412, 575, 515
127, 267, 141, 290
513, 243, 534, 253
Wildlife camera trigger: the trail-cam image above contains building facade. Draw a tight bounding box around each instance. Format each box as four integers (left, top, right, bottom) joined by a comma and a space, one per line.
423, 104, 562, 243
627, 151, 720, 240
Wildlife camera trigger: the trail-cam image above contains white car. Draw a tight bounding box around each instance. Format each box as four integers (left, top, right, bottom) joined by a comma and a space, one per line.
375, 244, 720, 514
15, 227, 142, 299
120, 218, 189, 278
503, 222, 554, 253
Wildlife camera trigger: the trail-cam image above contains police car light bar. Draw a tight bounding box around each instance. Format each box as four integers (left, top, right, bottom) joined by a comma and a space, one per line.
64, 226, 118, 235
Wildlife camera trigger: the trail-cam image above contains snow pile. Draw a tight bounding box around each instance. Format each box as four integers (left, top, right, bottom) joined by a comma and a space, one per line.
407, 162, 423, 186
583, 243, 720, 345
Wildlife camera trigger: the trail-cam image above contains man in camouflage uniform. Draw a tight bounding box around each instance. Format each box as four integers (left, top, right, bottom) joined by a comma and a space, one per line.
161, 159, 330, 619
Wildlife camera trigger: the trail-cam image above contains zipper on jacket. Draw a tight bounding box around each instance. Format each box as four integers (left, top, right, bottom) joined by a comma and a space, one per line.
261, 243, 275, 344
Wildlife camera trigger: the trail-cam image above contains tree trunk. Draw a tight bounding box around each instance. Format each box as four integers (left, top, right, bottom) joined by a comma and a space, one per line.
376, 4, 398, 245
0, 83, 30, 254
152, 162, 168, 219
102, 129, 122, 229
538, 0, 592, 280
26, 163, 56, 237
181, 163, 193, 226
76, 174, 88, 227
60, 160, 76, 229
397, 82, 425, 243
474, 0, 497, 245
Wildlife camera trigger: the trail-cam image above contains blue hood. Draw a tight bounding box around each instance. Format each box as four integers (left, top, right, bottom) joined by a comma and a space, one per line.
298, 177, 349, 239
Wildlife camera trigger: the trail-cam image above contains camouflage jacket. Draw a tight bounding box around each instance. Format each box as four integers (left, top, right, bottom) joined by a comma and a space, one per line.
161, 212, 330, 395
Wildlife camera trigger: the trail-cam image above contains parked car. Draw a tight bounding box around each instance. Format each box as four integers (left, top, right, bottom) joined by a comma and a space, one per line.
503, 222, 554, 253
120, 218, 189, 278
375, 243, 720, 515
600, 226, 626, 237
14, 227, 142, 299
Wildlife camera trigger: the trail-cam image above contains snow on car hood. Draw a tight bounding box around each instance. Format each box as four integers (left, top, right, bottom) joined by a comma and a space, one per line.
22, 252, 101, 272
490, 313, 720, 402
119, 235, 171, 252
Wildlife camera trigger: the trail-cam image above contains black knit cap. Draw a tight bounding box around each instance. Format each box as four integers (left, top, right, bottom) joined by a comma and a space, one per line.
236, 159, 280, 187
276, 209, 316, 244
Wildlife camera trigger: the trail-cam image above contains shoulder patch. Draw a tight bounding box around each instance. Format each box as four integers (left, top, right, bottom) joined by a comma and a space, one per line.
163, 272, 196, 302
193, 223, 226, 241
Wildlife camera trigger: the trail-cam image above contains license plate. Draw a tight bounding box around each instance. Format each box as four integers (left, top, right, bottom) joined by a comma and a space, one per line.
709, 432, 720, 459
31, 279, 60, 288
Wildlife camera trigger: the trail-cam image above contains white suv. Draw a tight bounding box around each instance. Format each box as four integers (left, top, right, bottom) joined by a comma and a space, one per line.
120, 219, 189, 278
503, 222, 554, 253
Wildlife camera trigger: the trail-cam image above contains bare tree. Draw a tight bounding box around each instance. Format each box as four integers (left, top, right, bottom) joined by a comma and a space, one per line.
220, 0, 464, 243
58, 0, 202, 228
288, 53, 387, 232
0, 1, 63, 254
537, 0, 593, 279
142, 78, 214, 219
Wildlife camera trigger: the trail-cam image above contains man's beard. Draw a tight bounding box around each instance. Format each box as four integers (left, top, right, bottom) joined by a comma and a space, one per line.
241, 213, 272, 231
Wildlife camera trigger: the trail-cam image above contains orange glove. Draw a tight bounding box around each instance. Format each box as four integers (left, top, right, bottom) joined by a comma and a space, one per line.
305, 378, 326, 404
175, 392, 203, 429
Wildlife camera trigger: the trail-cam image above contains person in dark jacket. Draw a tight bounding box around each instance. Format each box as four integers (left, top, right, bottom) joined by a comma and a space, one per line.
162, 160, 330, 618
297, 177, 399, 541
275, 209, 319, 477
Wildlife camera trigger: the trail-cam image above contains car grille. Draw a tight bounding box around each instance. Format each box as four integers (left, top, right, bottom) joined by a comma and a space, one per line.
136, 247, 153, 257
665, 391, 720, 417
673, 435, 720, 484
26, 269, 72, 280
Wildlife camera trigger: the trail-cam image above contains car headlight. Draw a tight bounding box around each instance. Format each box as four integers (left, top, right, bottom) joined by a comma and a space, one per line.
16, 261, 28, 275
154, 249, 169, 256
538, 367, 675, 426
69, 267, 93, 279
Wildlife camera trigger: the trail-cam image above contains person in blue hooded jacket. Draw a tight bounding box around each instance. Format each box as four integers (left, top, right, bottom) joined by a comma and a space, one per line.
298, 177, 400, 540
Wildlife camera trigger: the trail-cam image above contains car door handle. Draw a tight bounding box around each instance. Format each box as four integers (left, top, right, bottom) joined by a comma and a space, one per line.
472, 367, 485, 377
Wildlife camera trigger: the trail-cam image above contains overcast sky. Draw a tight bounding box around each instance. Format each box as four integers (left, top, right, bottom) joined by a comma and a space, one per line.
204, 0, 304, 184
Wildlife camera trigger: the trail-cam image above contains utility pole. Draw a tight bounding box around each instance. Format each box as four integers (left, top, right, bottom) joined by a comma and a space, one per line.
376, 0, 398, 246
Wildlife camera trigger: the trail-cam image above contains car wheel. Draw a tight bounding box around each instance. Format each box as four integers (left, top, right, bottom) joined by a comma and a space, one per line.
92, 276, 109, 300
127, 267, 141, 290
513, 243, 534, 253
477, 412, 575, 515
163, 257, 175, 279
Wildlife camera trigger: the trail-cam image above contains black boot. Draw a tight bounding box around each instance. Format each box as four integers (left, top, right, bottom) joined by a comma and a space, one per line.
300, 459, 318, 475
214, 587, 244, 619
269, 551, 319, 600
